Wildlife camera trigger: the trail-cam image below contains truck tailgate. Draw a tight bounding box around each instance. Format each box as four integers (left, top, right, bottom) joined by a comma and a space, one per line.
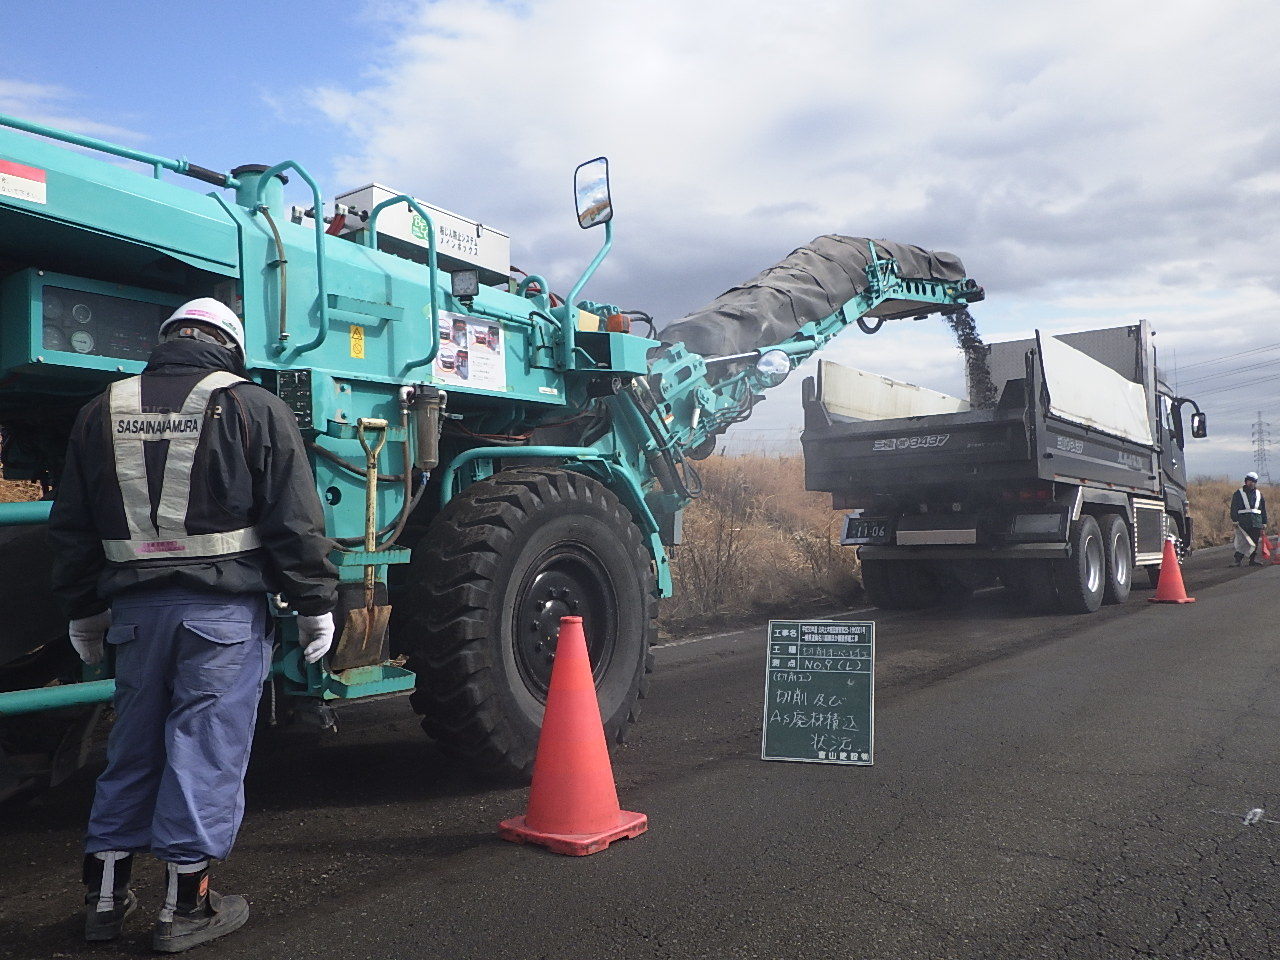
802, 408, 1031, 497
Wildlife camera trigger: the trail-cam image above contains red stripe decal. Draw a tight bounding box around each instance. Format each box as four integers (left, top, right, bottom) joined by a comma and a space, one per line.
0, 159, 47, 182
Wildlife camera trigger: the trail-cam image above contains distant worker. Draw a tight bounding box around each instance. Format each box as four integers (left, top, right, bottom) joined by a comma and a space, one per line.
48, 299, 338, 952
1231, 471, 1268, 566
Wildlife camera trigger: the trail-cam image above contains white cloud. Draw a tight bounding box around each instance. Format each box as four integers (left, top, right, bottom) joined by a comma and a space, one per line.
307, 0, 1279, 476
0, 79, 141, 143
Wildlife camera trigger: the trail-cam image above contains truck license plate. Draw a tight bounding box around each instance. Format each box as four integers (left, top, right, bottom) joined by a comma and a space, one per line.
842, 516, 891, 545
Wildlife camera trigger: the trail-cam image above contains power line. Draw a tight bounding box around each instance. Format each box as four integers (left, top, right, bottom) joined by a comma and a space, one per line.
1177, 342, 1280, 372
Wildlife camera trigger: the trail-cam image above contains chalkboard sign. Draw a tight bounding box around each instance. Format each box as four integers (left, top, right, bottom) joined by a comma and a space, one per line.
761, 619, 874, 764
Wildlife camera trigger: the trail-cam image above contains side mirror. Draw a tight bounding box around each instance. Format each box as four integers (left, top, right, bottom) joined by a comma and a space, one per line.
1191, 412, 1207, 438
574, 157, 612, 229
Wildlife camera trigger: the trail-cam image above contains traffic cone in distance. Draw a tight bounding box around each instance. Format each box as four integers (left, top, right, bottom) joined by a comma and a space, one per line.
1261, 533, 1272, 562
1149, 538, 1195, 603
498, 616, 648, 855
1270, 536, 1280, 565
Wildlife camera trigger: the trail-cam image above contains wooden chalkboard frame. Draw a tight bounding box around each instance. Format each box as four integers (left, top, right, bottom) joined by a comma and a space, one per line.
760, 619, 875, 765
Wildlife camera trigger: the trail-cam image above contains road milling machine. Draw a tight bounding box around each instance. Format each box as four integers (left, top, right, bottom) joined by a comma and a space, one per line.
0, 113, 983, 799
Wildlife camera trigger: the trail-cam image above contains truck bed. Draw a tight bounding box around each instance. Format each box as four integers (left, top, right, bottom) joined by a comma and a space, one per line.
802, 364, 1162, 506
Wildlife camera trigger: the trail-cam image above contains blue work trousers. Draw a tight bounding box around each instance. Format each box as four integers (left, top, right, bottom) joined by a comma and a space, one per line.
85, 586, 271, 864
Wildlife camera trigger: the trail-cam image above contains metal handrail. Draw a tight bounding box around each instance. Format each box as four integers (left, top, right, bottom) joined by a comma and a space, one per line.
364, 195, 441, 373
253, 161, 330, 356
0, 112, 237, 187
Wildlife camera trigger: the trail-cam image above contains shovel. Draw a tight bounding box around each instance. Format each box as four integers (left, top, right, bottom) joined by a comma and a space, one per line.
332, 418, 392, 672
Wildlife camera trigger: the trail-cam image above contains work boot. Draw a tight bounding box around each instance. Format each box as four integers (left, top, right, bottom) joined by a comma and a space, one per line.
82, 851, 137, 941
152, 860, 249, 954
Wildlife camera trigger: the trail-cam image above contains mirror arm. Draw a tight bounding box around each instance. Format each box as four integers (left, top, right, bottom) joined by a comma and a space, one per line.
558, 219, 613, 371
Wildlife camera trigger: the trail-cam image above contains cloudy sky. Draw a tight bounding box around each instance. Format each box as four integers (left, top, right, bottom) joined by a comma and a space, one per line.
4, 0, 1279, 476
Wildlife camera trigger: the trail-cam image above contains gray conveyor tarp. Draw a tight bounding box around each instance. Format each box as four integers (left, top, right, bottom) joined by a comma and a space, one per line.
660, 235, 966, 358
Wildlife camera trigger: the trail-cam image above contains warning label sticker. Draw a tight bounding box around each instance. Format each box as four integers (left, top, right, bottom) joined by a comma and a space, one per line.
0, 159, 47, 205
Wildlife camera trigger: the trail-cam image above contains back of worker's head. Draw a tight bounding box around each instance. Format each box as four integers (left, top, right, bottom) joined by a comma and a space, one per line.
160, 298, 246, 359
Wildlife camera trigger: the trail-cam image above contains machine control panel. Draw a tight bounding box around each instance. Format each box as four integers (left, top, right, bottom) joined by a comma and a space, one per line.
40, 285, 168, 362
261, 368, 313, 429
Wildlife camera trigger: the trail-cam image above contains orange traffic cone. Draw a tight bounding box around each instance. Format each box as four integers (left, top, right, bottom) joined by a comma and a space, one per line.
498, 616, 648, 855
1269, 536, 1280, 565
1262, 533, 1272, 562
1148, 538, 1195, 603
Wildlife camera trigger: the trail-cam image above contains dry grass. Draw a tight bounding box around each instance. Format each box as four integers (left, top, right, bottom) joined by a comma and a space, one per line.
1188, 478, 1277, 548
0, 479, 40, 503
658, 464, 1259, 636
660, 455, 855, 635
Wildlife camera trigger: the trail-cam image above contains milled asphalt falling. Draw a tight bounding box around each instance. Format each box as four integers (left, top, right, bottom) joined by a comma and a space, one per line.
2, 546, 1277, 959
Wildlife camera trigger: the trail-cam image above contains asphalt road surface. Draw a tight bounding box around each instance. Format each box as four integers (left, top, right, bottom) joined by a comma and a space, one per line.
4, 546, 1278, 959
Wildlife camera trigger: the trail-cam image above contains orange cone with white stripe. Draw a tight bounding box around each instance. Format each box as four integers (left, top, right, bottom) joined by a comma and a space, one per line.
498, 616, 648, 855
1149, 538, 1195, 603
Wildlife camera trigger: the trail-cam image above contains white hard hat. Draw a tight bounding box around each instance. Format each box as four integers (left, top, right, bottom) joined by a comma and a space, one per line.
1246, 471, 1260, 481
160, 298, 245, 357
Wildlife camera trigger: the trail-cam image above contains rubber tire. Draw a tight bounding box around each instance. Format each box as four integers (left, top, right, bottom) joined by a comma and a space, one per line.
1098, 514, 1132, 605
402, 467, 656, 782
1051, 515, 1105, 614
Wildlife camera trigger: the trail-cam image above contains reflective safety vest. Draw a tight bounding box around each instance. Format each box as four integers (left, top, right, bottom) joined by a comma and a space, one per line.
1238, 487, 1263, 515
102, 371, 262, 562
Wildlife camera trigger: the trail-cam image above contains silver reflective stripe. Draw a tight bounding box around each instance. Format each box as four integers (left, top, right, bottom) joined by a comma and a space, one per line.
1238, 488, 1262, 513
159, 860, 207, 923
102, 526, 261, 562
108, 378, 151, 540
156, 371, 244, 536
105, 371, 258, 561
95, 851, 127, 913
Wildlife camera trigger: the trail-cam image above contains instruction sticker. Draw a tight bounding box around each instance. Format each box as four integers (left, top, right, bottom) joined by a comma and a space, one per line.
0, 159, 46, 204
433, 310, 506, 391
349, 325, 365, 359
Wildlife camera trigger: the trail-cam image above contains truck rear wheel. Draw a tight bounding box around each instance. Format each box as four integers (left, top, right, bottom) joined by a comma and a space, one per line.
1052, 515, 1105, 614
402, 467, 656, 782
1098, 514, 1132, 605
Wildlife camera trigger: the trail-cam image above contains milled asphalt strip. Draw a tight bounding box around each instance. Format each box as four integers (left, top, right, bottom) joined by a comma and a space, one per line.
652, 606, 876, 649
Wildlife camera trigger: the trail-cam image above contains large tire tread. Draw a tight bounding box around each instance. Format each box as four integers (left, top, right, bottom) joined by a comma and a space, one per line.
403, 467, 656, 782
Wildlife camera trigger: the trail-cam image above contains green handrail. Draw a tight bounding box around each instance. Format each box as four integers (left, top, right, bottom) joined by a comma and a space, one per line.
0, 500, 53, 525
0, 112, 237, 186
0, 679, 115, 717
364, 195, 441, 373
253, 161, 330, 356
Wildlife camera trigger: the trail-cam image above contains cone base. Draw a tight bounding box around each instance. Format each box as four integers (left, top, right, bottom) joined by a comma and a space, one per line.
1148, 597, 1196, 603
499, 809, 648, 856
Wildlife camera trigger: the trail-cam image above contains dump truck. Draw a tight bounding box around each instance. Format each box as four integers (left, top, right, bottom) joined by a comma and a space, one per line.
801, 322, 1207, 614
0, 113, 985, 799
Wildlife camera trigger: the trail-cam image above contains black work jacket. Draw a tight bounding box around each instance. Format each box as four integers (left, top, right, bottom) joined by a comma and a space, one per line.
1231, 487, 1268, 531
49, 339, 337, 618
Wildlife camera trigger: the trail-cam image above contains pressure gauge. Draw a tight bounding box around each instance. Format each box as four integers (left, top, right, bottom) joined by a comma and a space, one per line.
72, 303, 93, 323
42, 324, 70, 351
70, 330, 95, 354
43, 291, 65, 321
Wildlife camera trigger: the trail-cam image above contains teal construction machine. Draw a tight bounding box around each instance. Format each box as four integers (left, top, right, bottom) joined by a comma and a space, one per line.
0, 113, 984, 798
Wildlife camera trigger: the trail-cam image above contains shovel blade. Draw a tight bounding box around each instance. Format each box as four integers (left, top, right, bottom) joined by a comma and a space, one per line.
331, 604, 392, 672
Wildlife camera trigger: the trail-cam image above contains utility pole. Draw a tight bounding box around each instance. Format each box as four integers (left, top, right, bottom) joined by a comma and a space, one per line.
1252, 411, 1273, 482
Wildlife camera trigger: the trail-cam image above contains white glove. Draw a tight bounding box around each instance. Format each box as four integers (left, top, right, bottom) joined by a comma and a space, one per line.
297, 613, 335, 663
68, 610, 112, 665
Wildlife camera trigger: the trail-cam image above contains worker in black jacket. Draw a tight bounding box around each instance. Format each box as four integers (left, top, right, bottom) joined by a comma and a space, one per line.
48, 298, 338, 952
1231, 471, 1268, 566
